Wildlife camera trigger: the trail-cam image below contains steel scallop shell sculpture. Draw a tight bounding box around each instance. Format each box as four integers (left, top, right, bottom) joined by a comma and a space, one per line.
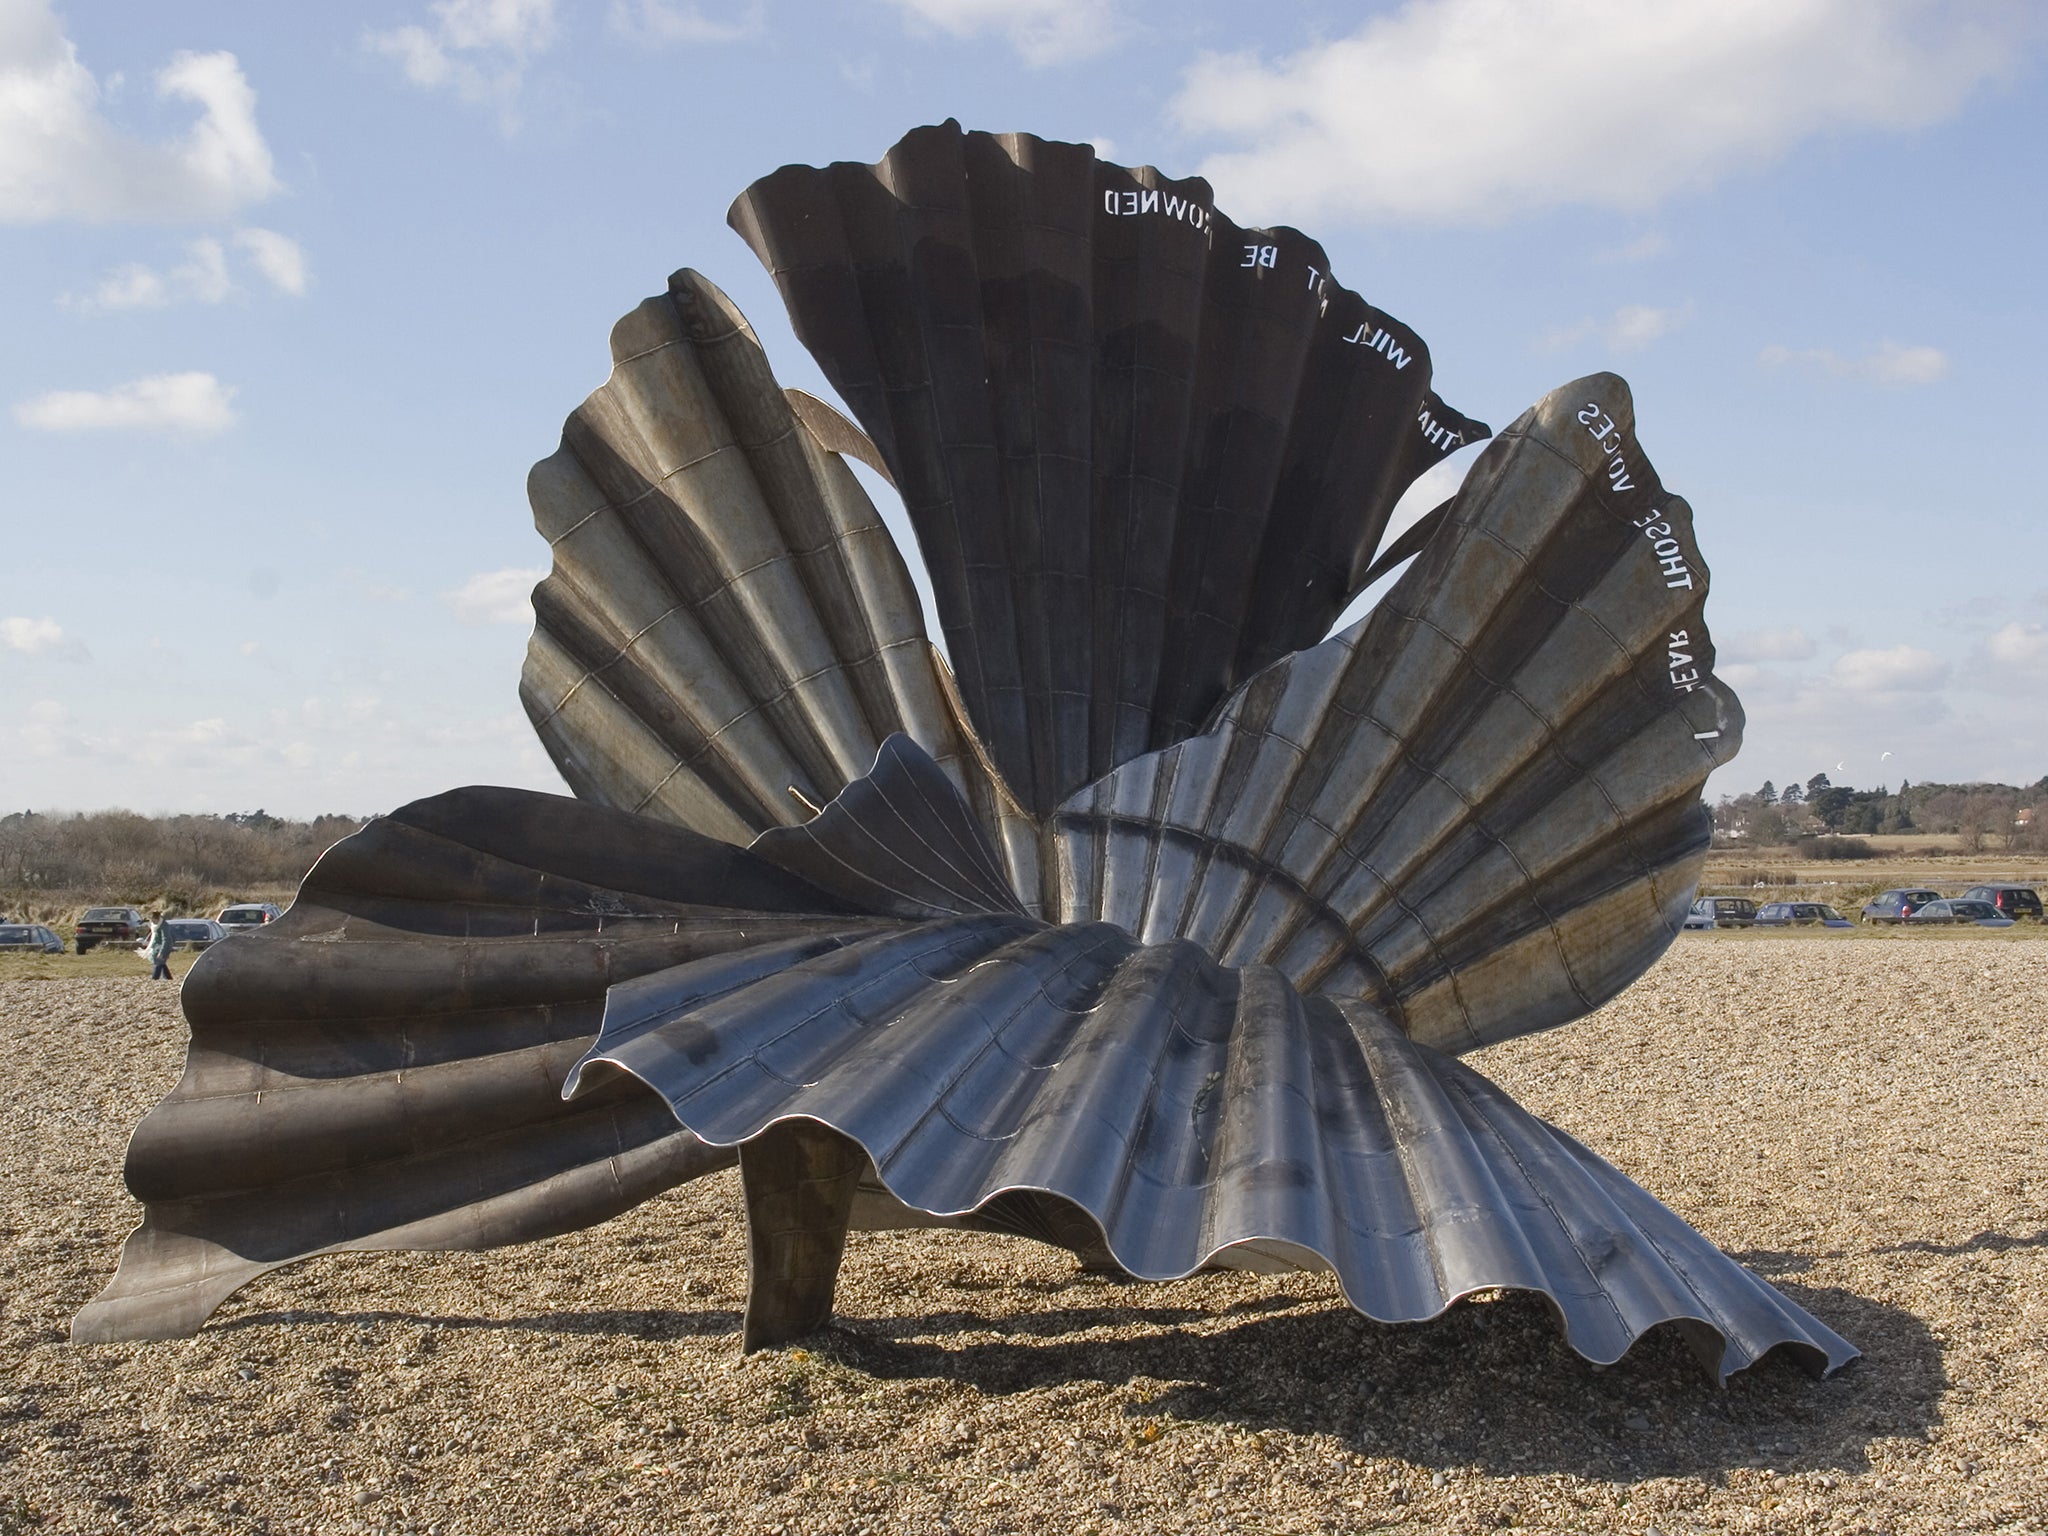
76, 122, 1856, 1384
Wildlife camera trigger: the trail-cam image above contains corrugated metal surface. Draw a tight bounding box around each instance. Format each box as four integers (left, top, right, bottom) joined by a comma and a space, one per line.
563, 738, 1847, 1379
753, 734, 1029, 919
1048, 373, 1741, 1054
80, 123, 1851, 1382
519, 265, 1036, 891
77, 731, 1853, 1381
70, 786, 886, 1344
730, 120, 1488, 816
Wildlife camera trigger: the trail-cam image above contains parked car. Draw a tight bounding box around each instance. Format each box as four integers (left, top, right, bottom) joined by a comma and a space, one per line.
162, 918, 228, 951
1957, 884, 2043, 922
74, 906, 150, 953
1754, 901, 1855, 929
1859, 888, 1943, 924
216, 902, 284, 933
1906, 899, 2015, 928
0, 923, 66, 954
1684, 896, 1759, 930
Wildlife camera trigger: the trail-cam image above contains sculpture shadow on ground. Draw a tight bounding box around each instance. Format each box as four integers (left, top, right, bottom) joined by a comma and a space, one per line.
817, 1278, 1941, 1485
206, 1252, 1942, 1485
1874, 1226, 2048, 1259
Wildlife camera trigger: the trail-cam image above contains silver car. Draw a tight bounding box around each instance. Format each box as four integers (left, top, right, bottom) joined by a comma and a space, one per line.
1906, 898, 2015, 928
217, 902, 284, 934
162, 918, 229, 951
1683, 896, 1759, 930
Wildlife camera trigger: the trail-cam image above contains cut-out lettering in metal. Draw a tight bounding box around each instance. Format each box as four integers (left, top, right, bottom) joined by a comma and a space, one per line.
77, 122, 1849, 1385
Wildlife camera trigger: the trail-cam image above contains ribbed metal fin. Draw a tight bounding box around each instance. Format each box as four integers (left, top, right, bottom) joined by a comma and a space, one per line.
1352, 494, 1454, 593
518, 265, 1017, 862
784, 388, 894, 486
752, 734, 1028, 918
569, 929, 1852, 1380
72, 786, 899, 1344
1048, 373, 1742, 1053
730, 120, 1489, 816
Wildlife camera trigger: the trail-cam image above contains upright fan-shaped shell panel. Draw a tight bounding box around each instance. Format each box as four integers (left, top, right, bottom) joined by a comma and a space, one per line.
730, 120, 1488, 815
1049, 374, 1739, 1053
519, 267, 1034, 882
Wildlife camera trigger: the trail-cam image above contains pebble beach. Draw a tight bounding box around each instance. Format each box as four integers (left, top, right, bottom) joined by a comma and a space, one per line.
3, 936, 2043, 1535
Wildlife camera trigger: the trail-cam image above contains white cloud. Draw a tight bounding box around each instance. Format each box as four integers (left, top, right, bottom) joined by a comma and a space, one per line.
1, 616, 64, 653
1720, 625, 1816, 664
367, 0, 559, 115
160, 717, 229, 748
1610, 304, 1684, 350
370, 25, 457, 87
880, 0, 1128, 66
18, 700, 280, 774
286, 693, 389, 732
1170, 0, 2033, 225
1986, 621, 2048, 667
1830, 645, 1949, 694
1704, 651, 2048, 801
61, 236, 230, 311
1543, 302, 1689, 354
62, 228, 308, 311
444, 567, 546, 625
431, 0, 559, 51
1759, 341, 1950, 385
234, 227, 308, 294
74, 262, 167, 311
608, 0, 763, 44
14, 371, 237, 434
0, 3, 279, 223
421, 710, 536, 748
2, 683, 566, 815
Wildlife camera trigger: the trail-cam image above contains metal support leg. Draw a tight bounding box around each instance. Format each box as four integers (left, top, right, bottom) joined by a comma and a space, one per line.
739, 1119, 867, 1351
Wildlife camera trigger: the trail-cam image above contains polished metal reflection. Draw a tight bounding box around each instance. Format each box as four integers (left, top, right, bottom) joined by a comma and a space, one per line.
1048, 373, 1739, 1055
730, 120, 1489, 820
566, 736, 1842, 1379
518, 264, 1037, 893
79, 122, 1853, 1383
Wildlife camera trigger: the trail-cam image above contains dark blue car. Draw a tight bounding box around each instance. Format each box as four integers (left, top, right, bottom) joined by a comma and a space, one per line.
0, 923, 66, 954
1755, 901, 1854, 929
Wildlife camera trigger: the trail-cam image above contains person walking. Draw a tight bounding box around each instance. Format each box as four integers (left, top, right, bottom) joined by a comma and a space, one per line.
146, 910, 174, 982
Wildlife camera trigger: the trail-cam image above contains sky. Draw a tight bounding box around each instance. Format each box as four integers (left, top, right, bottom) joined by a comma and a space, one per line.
3, 0, 2045, 817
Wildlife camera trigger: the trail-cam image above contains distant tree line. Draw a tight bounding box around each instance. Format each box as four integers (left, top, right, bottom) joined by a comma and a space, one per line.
1714, 772, 2048, 851
0, 808, 368, 901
